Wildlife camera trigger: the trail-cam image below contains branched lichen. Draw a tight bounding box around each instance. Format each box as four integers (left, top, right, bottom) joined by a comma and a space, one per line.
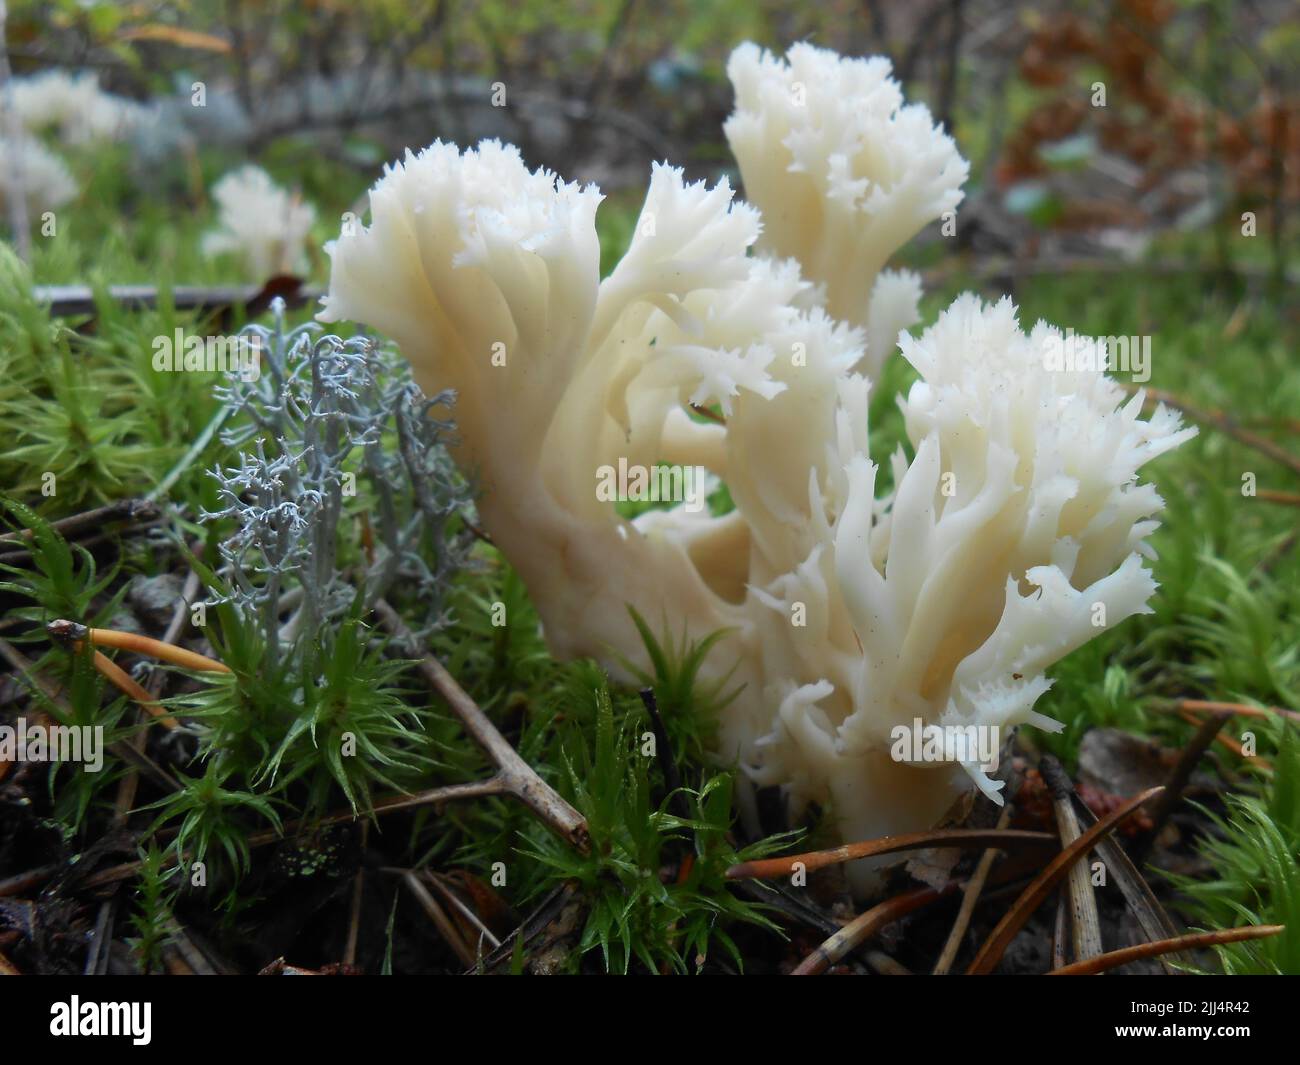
204, 298, 472, 666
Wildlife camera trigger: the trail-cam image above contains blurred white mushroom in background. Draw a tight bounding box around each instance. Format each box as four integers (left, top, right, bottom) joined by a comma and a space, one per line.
202, 165, 317, 278
0, 135, 77, 214
9, 69, 155, 145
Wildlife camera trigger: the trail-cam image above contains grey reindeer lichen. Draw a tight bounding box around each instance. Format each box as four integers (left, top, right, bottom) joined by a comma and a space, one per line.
203, 297, 472, 669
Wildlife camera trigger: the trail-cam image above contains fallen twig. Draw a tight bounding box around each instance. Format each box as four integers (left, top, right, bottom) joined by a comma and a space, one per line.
1143, 710, 1233, 846
932, 805, 1013, 975
425, 871, 502, 953
402, 870, 476, 968
966, 787, 1163, 974
46, 617, 245, 731
1167, 698, 1300, 726
0, 865, 58, 898
258, 957, 326, 975
1068, 792, 1186, 974
0, 499, 159, 547
373, 598, 588, 851
1051, 894, 1069, 970
923, 256, 1300, 291
32, 278, 317, 320
1177, 708, 1272, 771
0, 517, 166, 566
48, 620, 230, 675
161, 918, 225, 976
1047, 925, 1284, 975
864, 950, 912, 975
467, 881, 583, 976
1256, 490, 1300, 507
726, 827, 1055, 881
792, 885, 957, 976
1041, 756, 1103, 964
86, 650, 181, 730
43, 620, 183, 729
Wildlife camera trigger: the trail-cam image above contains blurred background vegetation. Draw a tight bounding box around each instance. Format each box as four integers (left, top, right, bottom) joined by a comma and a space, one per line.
5, 0, 1297, 284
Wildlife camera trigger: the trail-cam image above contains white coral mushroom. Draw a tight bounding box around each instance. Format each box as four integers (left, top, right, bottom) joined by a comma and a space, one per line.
202, 165, 317, 278
321, 142, 770, 667
320, 48, 1192, 894
728, 295, 1194, 882
724, 42, 968, 376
